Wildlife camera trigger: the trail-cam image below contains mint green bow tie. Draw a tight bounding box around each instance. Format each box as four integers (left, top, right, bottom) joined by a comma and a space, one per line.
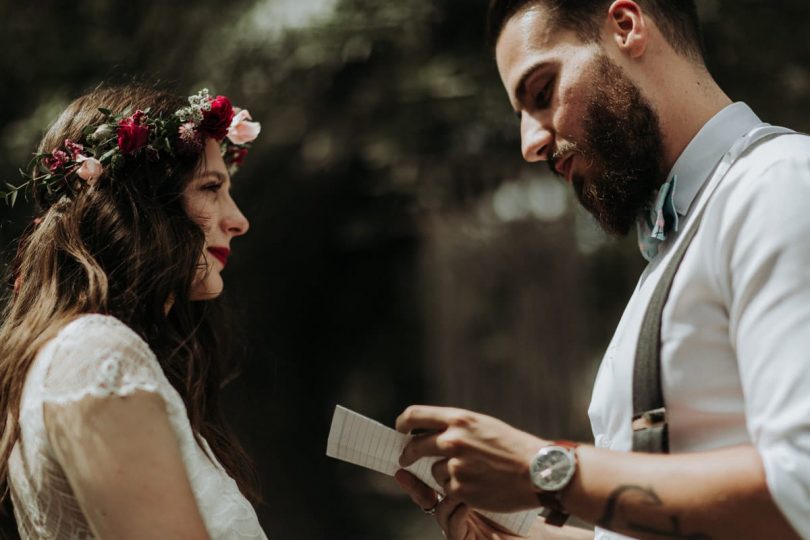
637, 175, 679, 261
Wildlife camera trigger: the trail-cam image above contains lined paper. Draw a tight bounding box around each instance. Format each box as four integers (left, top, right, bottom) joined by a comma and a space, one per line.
326, 405, 538, 536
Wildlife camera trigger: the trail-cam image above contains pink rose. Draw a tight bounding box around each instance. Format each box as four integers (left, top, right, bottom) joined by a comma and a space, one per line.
64, 139, 85, 159
117, 110, 150, 154
226, 109, 261, 145
76, 156, 103, 184
200, 95, 234, 141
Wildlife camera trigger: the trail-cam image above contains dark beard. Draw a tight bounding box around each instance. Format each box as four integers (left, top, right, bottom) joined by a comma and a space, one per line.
559, 55, 667, 236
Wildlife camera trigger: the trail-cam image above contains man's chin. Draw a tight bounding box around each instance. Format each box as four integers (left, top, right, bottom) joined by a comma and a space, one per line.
579, 195, 638, 238
571, 173, 650, 238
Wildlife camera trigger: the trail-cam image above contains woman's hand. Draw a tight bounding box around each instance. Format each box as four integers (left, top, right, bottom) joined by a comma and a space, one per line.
395, 470, 533, 540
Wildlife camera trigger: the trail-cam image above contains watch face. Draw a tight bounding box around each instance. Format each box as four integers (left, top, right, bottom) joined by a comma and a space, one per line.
531, 446, 575, 492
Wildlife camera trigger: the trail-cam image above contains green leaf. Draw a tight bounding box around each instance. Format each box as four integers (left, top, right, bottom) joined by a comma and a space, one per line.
9, 190, 17, 207
100, 148, 118, 162
5, 182, 16, 191
98, 108, 112, 116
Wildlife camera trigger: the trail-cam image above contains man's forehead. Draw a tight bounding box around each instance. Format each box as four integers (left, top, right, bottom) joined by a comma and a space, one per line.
496, 4, 558, 61
495, 5, 580, 102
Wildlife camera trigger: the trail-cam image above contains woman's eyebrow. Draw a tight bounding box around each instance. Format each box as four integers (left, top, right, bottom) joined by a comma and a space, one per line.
197, 171, 228, 182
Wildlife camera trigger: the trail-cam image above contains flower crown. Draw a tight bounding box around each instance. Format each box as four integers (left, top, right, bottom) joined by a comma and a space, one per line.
1, 89, 261, 207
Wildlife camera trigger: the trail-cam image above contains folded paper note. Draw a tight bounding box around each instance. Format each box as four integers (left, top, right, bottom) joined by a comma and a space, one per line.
326, 405, 538, 536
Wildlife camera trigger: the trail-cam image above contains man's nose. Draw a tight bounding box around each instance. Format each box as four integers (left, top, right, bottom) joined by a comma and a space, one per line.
520, 114, 552, 163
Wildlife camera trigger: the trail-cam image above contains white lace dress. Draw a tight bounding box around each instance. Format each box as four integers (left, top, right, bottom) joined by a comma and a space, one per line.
8, 314, 268, 539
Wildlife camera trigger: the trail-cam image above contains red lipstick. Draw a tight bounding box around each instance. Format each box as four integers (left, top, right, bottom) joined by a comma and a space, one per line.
207, 247, 230, 268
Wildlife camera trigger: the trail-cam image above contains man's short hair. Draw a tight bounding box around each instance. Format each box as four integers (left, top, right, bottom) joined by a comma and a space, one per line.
487, 0, 705, 62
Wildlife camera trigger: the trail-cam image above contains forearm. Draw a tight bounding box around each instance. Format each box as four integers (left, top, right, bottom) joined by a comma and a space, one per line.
560, 444, 799, 540
537, 522, 593, 540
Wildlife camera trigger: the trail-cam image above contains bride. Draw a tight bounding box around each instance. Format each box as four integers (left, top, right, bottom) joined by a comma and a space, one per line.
0, 85, 265, 538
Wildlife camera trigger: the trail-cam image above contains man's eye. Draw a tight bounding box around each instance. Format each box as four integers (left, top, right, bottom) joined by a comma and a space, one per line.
535, 79, 554, 108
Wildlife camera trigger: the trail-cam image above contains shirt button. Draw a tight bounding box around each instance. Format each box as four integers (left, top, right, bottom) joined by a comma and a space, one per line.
595, 434, 612, 448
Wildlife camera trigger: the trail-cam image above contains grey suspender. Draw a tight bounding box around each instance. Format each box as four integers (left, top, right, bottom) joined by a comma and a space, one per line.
632, 213, 703, 453
631, 125, 797, 454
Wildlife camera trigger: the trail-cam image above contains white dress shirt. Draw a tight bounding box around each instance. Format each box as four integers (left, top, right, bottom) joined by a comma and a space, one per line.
588, 103, 810, 539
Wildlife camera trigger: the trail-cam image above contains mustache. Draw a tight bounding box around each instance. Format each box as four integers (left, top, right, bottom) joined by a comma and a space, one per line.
548, 141, 581, 176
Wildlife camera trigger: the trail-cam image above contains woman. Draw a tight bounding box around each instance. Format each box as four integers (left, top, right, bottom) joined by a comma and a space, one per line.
0, 85, 266, 538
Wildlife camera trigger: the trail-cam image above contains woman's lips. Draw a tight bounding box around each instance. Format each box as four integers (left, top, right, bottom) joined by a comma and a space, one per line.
207, 247, 230, 268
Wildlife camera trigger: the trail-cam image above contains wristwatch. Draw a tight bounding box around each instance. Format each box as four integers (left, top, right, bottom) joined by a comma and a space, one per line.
528, 440, 579, 527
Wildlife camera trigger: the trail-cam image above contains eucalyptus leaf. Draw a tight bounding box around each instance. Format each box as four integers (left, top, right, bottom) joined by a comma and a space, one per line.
100, 148, 117, 162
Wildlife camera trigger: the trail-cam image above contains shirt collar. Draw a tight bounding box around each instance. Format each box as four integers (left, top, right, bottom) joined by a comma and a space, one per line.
668, 102, 763, 216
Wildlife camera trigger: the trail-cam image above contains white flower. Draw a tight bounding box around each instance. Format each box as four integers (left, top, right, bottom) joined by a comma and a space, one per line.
226, 109, 261, 145
91, 124, 114, 142
76, 155, 103, 184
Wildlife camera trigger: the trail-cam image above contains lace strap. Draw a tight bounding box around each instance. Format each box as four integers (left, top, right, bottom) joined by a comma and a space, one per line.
40, 315, 167, 406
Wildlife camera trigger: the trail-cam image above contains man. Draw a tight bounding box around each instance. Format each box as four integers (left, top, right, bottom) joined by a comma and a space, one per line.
394, 1, 810, 539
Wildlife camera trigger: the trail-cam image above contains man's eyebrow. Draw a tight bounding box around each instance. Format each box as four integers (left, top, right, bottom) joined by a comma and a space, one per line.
513, 60, 551, 112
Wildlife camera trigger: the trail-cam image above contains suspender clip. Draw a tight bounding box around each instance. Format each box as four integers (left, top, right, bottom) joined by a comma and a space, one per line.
632, 407, 667, 432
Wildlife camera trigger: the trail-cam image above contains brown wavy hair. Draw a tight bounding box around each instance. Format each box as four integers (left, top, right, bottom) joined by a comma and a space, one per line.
0, 85, 259, 531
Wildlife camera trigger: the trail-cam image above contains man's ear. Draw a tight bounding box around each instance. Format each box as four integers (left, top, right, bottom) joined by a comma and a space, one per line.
606, 0, 648, 59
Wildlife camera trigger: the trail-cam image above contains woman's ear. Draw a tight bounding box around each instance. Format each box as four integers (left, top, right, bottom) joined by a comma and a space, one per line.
607, 0, 648, 59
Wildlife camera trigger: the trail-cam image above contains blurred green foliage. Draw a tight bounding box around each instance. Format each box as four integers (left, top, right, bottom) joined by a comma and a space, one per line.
0, 1, 808, 538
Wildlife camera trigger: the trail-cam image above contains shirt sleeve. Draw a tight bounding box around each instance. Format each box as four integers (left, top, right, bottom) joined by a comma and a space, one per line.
41, 315, 166, 406
717, 143, 810, 536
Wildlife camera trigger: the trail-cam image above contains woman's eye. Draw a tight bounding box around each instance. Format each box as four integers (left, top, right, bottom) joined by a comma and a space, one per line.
202, 182, 223, 193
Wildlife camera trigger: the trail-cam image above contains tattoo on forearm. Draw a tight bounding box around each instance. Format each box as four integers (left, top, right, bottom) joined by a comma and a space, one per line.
597, 484, 711, 540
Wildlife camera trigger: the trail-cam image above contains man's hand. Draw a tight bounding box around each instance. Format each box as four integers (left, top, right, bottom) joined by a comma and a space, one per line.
396, 405, 548, 512
394, 470, 532, 540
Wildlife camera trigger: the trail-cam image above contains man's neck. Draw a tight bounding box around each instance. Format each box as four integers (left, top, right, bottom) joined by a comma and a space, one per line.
654, 65, 733, 173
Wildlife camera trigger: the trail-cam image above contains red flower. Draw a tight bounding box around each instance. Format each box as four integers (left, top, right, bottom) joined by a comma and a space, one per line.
117, 110, 150, 154
200, 96, 234, 141
44, 150, 69, 172
228, 146, 249, 166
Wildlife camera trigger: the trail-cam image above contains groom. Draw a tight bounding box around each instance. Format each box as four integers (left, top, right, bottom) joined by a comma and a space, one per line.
395, 1, 810, 539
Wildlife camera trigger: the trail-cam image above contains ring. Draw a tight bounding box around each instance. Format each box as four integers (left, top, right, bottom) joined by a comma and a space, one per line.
422, 495, 445, 515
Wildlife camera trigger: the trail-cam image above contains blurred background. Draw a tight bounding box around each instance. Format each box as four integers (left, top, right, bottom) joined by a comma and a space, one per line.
1, 0, 808, 538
